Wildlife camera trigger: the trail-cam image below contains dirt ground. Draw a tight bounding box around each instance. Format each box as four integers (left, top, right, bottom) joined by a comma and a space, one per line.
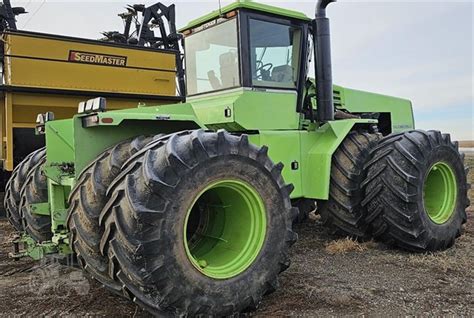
0, 156, 473, 317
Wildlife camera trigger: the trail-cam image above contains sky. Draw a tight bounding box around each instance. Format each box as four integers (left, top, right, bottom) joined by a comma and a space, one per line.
12, 0, 474, 140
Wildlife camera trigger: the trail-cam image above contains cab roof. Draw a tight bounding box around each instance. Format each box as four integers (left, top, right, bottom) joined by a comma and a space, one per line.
180, 0, 311, 32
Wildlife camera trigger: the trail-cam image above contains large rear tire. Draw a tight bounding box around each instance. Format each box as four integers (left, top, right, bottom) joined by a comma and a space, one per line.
99, 130, 297, 316
67, 136, 154, 294
362, 130, 469, 252
19, 151, 52, 242
4, 148, 45, 232
319, 132, 381, 239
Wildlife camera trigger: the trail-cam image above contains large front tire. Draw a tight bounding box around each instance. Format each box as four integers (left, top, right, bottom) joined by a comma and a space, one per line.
19, 151, 52, 242
67, 136, 154, 294
99, 130, 297, 316
319, 132, 381, 239
362, 130, 469, 252
4, 148, 45, 231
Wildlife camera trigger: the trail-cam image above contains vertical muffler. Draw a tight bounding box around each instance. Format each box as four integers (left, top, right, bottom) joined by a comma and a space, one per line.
314, 0, 336, 123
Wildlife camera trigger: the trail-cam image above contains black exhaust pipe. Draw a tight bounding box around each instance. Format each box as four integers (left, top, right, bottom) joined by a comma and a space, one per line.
314, 0, 336, 123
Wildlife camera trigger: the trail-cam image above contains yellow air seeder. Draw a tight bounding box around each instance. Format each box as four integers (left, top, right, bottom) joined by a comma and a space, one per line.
0, 30, 181, 171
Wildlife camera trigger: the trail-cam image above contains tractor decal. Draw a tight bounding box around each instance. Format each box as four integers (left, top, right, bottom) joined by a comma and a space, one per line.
68, 51, 127, 67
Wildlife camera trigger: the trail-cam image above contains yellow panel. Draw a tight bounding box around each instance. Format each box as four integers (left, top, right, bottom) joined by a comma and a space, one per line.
12, 123, 37, 128
11, 93, 172, 109
5, 93, 13, 171
0, 93, 4, 161
9, 58, 176, 96
5, 33, 176, 71
10, 93, 174, 125
4, 32, 178, 96
1, 92, 177, 170
1, 31, 182, 170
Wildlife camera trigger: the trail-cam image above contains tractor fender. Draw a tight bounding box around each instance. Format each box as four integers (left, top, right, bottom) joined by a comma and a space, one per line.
248, 119, 377, 201
302, 118, 377, 200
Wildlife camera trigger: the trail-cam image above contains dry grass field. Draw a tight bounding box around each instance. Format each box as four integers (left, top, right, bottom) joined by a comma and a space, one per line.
459, 140, 474, 148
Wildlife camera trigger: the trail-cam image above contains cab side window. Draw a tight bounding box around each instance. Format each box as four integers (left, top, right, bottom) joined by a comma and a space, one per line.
249, 19, 302, 89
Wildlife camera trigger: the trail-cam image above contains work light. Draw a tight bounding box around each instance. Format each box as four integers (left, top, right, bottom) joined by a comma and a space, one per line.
78, 97, 107, 114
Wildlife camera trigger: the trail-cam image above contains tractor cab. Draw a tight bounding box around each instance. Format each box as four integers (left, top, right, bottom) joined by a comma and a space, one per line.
181, 2, 311, 117
178, 0, 414, 134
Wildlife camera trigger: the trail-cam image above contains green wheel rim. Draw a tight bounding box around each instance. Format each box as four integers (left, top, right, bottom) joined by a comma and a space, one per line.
184, 179, 267, 279
423, 162, 458, 224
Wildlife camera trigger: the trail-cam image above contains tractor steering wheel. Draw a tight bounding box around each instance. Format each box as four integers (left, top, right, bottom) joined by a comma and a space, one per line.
255, 61, 273, 80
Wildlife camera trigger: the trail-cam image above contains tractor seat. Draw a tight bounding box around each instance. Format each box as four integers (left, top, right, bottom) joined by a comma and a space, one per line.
271, 65, 294, 84
220, 51, 238, 88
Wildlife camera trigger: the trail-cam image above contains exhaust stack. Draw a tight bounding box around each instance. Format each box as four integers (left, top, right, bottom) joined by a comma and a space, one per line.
314, 0, 336, 123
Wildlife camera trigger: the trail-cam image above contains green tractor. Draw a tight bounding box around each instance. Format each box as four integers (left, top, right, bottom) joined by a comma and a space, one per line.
5, 0, 469, 315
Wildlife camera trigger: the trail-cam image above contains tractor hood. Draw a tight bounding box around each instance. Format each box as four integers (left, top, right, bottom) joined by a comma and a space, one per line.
87, 88, 301, 132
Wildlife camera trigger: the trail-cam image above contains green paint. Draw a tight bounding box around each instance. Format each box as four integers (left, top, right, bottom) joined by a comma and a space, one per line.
249, 119, 376, 200
96, 102, 204, 127
424, 162, 458, 224
9, 181, 72, 260
10, 235, 58, 261
180, 0, 310, 32
189, 89, 300, 131
45, 119, 75, 167
89, 89, 300, 132
340, 87, 415, 133
29, 202, 50, 216
48, 180, 69, 234
306, 80, 415, 133
184, 180, 266, 279
249, 131, 302, 197
301, 119, 378, 199
44, 114, 200, 183
52, 233, 72, 255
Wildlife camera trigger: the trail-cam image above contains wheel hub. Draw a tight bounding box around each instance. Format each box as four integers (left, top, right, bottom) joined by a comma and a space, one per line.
184, 180, 267, 279
423, 162, 458, 224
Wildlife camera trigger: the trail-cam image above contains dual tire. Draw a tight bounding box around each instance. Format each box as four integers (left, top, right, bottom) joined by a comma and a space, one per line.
321, 130, 469, 252
67, 135, 155, 294
4, 148, 52, 242
362, 130, 469, 251
319, 131, 381, 239
67, 130, 297, 316
5, 148, 45, 232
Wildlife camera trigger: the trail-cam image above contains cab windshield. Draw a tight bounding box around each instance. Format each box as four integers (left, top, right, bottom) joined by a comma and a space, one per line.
185, 19, 240, 96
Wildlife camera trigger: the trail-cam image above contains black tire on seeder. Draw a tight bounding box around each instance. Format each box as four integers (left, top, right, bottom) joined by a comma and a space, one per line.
99, 130, 298, 316
319, 132, 381, 239
19, 151, 52, 242
362, 130, 470, 252
4, 148, 45, 231
67, 135, 155, 294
